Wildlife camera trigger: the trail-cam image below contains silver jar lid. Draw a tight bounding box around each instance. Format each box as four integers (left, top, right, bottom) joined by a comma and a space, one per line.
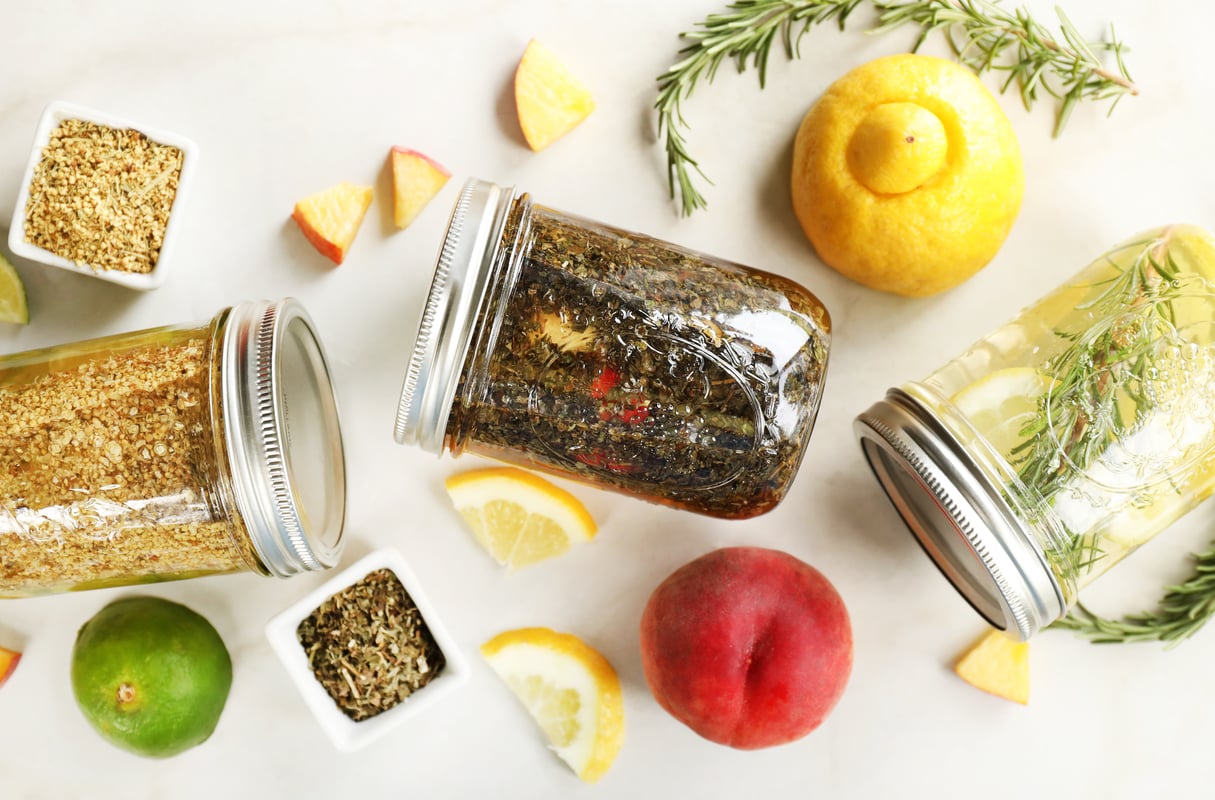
222, 298, 346, 577
394, 178, 517, 452
853, 387, 1066, 639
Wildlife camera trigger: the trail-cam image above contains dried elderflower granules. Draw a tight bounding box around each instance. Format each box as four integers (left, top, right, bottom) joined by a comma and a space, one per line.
297, 568, 447, 722
23, 118, 184, 274
0, 329, 258, 595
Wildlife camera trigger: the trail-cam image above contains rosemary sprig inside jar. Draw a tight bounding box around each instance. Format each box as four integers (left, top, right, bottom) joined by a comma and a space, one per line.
999, 229, 1215, 645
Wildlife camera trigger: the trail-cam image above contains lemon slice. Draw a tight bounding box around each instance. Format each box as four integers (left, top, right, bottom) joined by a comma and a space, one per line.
444, 467, 596, 570
954, 629, 1029, 705
950, 367, 1054, 459
0, 253, 30, 325
481, 627, 624, 783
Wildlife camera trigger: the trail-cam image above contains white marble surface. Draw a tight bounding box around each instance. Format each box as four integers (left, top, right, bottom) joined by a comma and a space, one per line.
2, 1, 1214, 797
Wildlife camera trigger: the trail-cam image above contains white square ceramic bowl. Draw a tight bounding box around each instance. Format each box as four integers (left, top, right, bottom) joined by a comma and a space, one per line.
7, 101, 198, 291
264, 548, 468, 752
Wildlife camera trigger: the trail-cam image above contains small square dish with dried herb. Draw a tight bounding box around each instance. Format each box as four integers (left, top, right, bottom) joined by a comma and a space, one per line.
7, 101, 198, 291
264, 548, 468, 752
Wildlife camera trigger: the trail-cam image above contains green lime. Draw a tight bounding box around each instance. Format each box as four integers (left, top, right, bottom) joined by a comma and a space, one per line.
70, 596, 232, 758
0, 252, 28, 325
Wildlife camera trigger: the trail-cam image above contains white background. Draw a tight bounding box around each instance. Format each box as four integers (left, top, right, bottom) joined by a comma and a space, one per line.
1, 1, 1214, 797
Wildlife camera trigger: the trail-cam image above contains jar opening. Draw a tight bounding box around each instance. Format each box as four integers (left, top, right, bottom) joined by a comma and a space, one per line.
859, 436, 1007, 627
854, 389, 1066, 639
277, 315, 346, 556
221, 299, 346, 576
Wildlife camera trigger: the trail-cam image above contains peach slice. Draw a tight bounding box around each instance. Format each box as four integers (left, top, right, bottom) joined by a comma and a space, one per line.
291, 181, 373, 265
514, 39, 595, 152
0, 645, 20, 688
954, 630, 1029, 705
390, 148, 450, 230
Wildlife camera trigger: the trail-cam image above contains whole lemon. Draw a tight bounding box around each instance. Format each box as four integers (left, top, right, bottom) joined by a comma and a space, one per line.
791, 54, 1024, 297
71, 596, 233, 759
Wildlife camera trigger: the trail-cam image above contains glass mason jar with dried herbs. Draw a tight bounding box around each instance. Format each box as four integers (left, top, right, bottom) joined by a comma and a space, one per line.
855, 225, 1215, 638
0, 298, 347, 597
395, 179, 831, 519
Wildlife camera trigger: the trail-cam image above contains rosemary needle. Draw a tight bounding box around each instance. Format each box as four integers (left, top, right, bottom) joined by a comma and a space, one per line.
655, 0, 1137, 216
872, 0, 1137, 137
655, 0, 865, 217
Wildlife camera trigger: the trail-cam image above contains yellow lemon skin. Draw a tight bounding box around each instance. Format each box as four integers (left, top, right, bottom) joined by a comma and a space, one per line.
792, 54, 1024, 298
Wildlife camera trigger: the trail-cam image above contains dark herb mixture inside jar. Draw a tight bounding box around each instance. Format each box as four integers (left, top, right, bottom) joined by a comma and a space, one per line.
296, 568, 445, 722
447, 202, 830, 518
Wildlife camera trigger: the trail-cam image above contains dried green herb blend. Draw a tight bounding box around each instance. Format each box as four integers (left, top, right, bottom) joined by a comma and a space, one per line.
297, 568, 445, 722
447, 202, 830, 518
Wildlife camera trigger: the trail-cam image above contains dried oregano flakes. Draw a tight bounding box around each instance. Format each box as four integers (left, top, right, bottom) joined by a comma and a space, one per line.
296, 568, 446, 722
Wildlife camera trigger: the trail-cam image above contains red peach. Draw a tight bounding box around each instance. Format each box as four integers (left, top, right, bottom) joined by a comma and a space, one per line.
639, 546, 852, 749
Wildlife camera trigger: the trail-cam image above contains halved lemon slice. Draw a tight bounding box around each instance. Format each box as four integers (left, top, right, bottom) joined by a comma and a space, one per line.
954, 629, 1029, 705
951, 367, 1054, 459
444, 467, 596, 570
481, 627, 624, 783
0, 253, 29, 325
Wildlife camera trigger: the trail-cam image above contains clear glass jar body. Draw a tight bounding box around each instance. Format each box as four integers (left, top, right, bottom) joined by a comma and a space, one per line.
857, 225, 1215, 634
0, 300, 346, 597
429, 187, 831, 518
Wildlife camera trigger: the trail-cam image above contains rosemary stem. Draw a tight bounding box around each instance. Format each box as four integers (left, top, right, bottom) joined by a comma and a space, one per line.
973, 5, 1138, 95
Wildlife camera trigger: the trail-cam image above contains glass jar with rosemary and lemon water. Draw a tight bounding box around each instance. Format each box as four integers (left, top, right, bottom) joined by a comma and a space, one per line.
0, 299, 346, 596
857, 225, 1215, 639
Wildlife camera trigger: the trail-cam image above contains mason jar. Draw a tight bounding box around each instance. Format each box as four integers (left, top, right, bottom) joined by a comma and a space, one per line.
395, 179, 831, 519
0, 298, 346, 596
855, 225, 1215, 638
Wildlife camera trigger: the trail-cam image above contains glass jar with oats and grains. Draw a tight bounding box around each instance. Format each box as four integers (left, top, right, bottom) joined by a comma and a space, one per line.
855, 225, 1215, 639
395, 179, 831, 519
0, 298, 347, 597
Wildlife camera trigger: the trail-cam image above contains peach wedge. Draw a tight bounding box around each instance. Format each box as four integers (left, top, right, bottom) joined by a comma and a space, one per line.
514, 39, 594, 152
390, 148, 450, 230
291, 182, 373, 265
0, 645, 20, 688
954, 629, 1029, 705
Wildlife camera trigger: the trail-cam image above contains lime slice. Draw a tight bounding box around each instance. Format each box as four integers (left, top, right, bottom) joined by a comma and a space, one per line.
0, 253, 29, 325
950, 367, 1053, 459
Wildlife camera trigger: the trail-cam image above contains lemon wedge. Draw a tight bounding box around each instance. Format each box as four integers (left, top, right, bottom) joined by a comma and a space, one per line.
0, 253, 30, 325
481, 627, 624, 783
444, 467, 596, 570
950, 367, 1054, 459
954, 629, 1029, 705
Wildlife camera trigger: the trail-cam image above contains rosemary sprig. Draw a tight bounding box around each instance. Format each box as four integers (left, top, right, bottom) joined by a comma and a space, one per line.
655, 0, 1137, 215
1002, 230, 1215, 646
873, 0, 1137, 137
655, 0, 865, 217
1012, 240, 1178, 489
1051, 542, 1215, 644
1009, 236, 1180, 584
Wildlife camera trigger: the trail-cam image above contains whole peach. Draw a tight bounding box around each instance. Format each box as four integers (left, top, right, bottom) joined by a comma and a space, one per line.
639, 546, 852, 749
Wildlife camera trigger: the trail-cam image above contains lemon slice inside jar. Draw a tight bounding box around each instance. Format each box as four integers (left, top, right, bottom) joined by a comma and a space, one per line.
950, 367, 1054, 460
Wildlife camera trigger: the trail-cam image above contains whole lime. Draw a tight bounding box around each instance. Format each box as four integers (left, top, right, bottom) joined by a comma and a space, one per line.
70, 596, 233, 758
